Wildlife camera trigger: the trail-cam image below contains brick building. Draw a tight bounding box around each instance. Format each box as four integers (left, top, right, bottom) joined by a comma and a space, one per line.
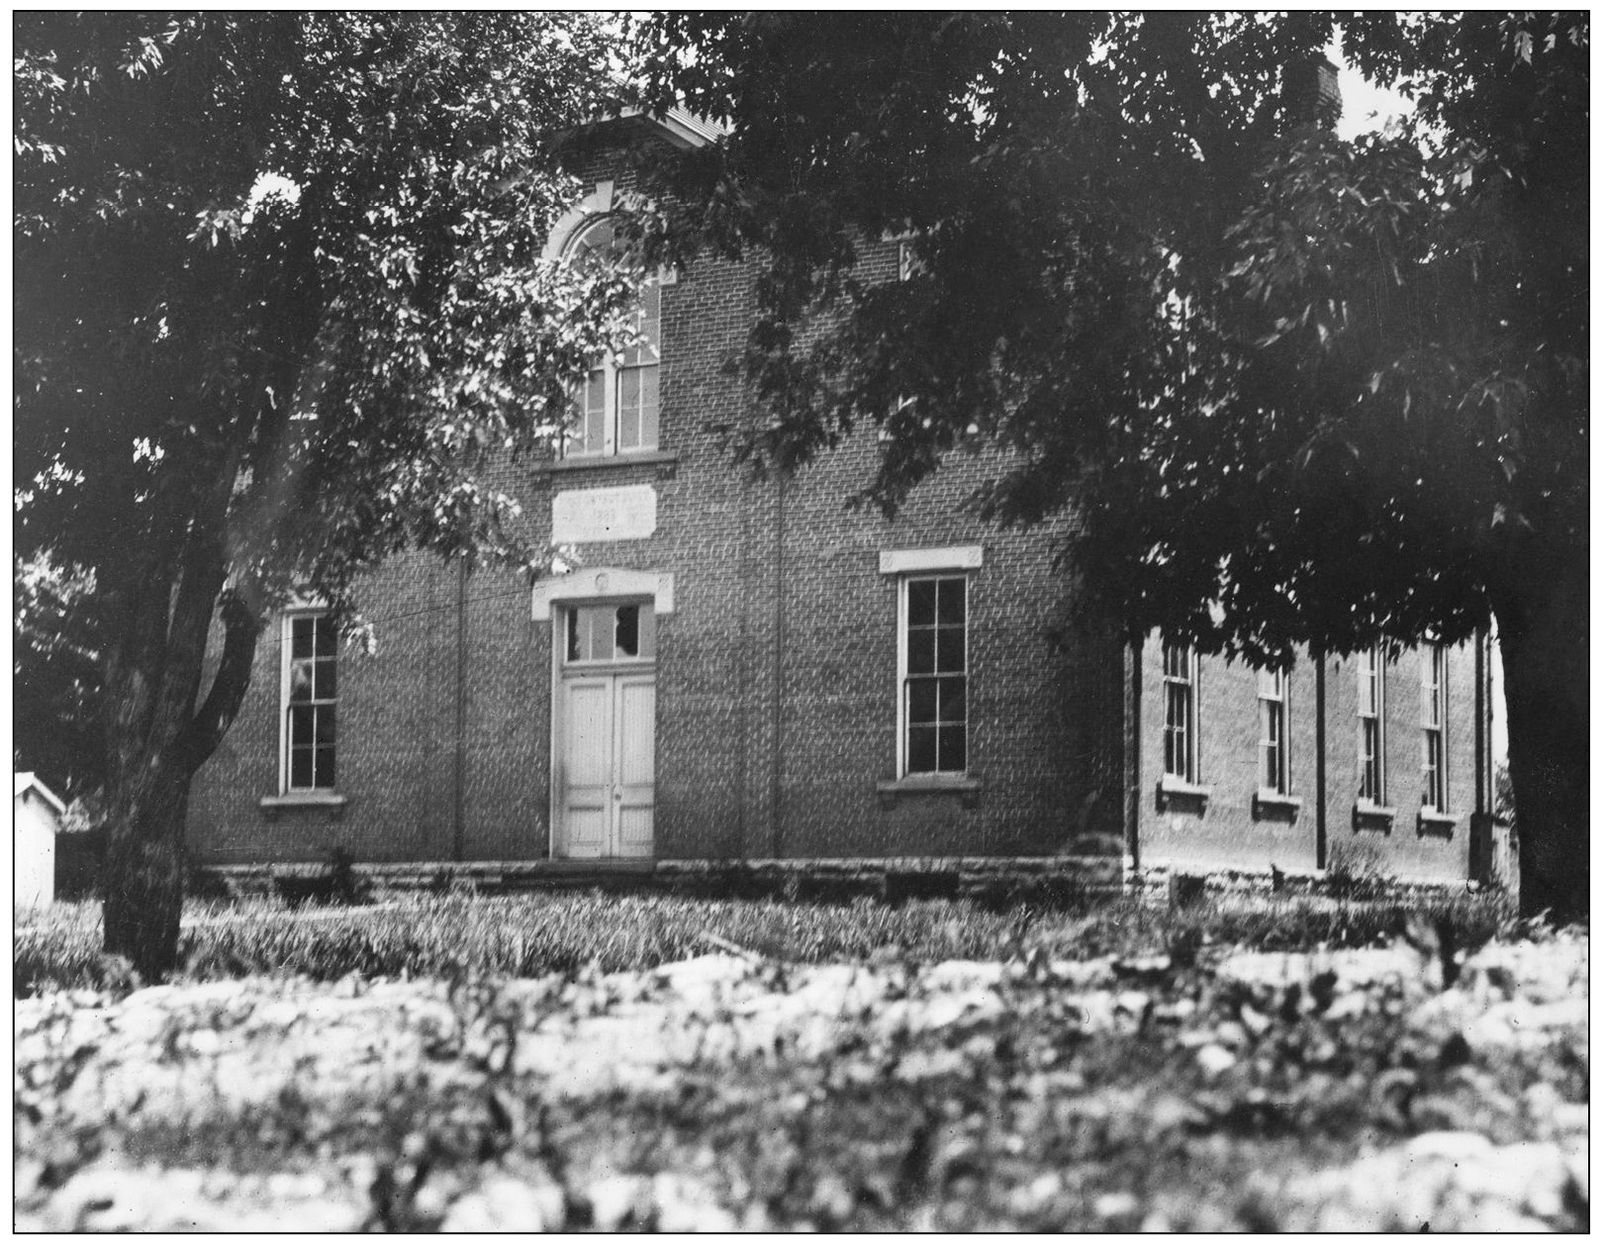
187, 112, 1502, 891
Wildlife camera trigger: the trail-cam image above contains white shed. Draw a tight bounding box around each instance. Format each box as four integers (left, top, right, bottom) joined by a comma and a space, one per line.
14, 772, 66, 912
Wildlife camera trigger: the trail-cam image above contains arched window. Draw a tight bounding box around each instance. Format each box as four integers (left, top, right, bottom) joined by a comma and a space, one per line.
564, 216, 660, 458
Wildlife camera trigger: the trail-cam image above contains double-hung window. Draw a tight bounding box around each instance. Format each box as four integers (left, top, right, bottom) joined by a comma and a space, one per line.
900, 575, 968, 776
1257, 665, 1291, 795
1421, 645, 1448, 814
564, 217, 661, 458
282, 612, 337, 793
1357, 645, 1387, 805
1162, 642, 1199, 783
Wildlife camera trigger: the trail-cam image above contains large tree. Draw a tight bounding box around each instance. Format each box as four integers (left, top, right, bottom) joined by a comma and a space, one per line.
14, 12, 640, 977
632, 13, 1587, 919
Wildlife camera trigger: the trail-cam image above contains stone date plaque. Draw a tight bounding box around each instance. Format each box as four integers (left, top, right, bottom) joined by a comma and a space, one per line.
552, 484, 657, 543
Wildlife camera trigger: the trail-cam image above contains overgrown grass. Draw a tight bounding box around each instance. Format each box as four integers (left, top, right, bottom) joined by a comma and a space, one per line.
14, 886, 1521, 996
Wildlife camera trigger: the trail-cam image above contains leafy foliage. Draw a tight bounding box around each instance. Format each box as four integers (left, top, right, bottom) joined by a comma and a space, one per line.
13, 552, 101, 799
630, 13, 1588, 918
632, 12, 1584, 658
15, 12, 633, 615
13, 13, 646, 972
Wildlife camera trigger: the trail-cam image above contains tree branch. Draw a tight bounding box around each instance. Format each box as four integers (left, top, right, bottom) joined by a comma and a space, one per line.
174, 577, 266, 777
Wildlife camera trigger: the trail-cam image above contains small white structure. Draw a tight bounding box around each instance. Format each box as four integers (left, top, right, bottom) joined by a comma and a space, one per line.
15, 772, 66, 912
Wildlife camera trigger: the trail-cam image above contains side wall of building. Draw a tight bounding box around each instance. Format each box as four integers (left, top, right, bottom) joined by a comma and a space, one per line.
1133, 637, 1482, 884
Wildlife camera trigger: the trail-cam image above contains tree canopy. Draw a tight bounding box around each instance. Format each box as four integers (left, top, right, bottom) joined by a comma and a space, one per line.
16, 12, 637, 617
631, 12, 1587, 918
14, 11, 642, 974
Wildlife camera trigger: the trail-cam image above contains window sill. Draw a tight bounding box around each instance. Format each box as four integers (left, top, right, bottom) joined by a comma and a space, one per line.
1352, 801, 1395, 832
1417, 809, 1457, 837
877, 775, 982, 809
1156, 774, 1211, 813
1252, 790, 1302, 822
261, 792, 348, 821
533, 450, 678, 478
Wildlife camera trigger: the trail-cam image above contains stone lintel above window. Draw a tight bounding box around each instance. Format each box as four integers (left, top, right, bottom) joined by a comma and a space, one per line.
531, 568, 675, 621
879, 545, 984, 576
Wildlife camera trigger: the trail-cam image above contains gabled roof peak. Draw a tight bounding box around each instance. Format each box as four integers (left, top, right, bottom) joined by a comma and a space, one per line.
606, 106, 725, 150
14, 771, 67, 816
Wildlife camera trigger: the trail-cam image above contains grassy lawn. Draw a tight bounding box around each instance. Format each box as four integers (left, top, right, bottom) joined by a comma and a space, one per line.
16, 886, 1518, 992
13, 891, 1587, 1230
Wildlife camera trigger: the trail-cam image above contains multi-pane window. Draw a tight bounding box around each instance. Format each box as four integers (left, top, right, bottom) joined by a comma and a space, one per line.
1162, 643, 1198, 782
565, 602, 656, 664
283, 613, 337, 792
1257, 665, 1291, 794
564, 217, 660, 458
1357, 645, 1386, 804
1421, 645, 1448, 813
902, 575, 967, 775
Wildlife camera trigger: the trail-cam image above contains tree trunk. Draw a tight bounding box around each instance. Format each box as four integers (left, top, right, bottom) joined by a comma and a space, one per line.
99, 501, 265, 981
103, 768, 192, 981
1496, 558, 1588, 924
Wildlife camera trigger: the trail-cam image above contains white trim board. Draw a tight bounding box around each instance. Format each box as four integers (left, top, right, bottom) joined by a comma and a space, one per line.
541, 181, 614, 263
532, 568, 675, 620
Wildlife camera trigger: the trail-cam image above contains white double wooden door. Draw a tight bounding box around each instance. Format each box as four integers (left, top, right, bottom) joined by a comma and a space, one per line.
556, 671, 656, 858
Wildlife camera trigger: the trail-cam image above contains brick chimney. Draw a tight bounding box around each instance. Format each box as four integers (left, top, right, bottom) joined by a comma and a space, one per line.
1285, 56, 1342, 130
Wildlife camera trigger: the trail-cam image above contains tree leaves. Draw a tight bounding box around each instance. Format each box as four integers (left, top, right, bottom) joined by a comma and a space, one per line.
14, 12, 640, 626
633, 12, 1586, 662
12, 11, 640, 897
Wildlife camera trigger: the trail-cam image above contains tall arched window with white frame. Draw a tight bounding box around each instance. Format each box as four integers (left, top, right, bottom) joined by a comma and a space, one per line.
563, 216, 660, 458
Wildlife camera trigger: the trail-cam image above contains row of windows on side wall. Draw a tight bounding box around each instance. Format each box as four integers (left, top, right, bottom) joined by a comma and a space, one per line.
1161, 642, 1454, 816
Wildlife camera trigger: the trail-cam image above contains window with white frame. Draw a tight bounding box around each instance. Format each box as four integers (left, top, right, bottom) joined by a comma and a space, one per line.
900, 575, 968, 776
282, 612, 337, 792
1421, 644, 1448, 813
1257, 664, 1291, 795
1357, 645, 1386, 804
563, 216, 660, 458
1162, 642, 1199, 782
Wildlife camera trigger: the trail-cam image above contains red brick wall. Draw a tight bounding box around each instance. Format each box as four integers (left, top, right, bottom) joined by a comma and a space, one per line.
190, 555, 463, 864
187, 213, 1126, 865
186, 130, 1481, 883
